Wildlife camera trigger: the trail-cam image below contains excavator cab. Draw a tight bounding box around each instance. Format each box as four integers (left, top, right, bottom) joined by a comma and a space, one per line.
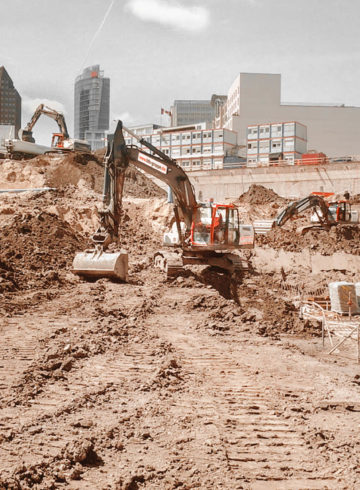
51, 133, 65, 148
191, 203, 254, 249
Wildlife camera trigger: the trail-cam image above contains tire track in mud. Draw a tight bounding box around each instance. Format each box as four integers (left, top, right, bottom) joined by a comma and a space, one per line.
148, 289, 337, 489
0, 286, 170, 487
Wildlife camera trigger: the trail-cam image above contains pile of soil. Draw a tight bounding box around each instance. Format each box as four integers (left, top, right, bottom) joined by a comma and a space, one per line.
258, 224, 360, 255
236, 184, 287, 205
0, 152, 166, 199
0, 211, 85, 294
123, 167, 166, 198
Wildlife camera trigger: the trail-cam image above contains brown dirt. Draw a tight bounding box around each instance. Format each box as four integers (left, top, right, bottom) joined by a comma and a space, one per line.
0, 152, 166, 199
235, 184, 288, 205
258, 223, 360, 255
0, 156, 360, 488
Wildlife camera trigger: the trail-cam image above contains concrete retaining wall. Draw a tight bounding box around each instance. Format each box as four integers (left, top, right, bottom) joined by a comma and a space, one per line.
253, 248, 360, 275
189, 162, 360, 201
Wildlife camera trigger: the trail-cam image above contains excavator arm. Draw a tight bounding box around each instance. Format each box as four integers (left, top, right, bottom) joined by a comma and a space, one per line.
275, 195, 335, 227
94, 121, 197, 245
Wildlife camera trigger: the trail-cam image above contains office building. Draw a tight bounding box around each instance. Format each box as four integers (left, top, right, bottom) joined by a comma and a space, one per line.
171, 100, 215, 127
0, 66, 21, 137
215, 73, 360, 157
74, 65, 110, 150
124, 123, 237, 171
247, 121, 307, 165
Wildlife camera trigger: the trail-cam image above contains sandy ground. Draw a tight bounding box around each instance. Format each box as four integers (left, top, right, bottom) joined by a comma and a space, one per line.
0, 155, 360, 489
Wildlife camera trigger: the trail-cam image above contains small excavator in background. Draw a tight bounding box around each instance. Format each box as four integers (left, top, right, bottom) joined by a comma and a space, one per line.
19, 104, 90, 152
275, 194, 359, 234
73, 121, 254, 280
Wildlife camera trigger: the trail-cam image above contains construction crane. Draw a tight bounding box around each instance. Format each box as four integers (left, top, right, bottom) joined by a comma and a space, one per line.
73, 121, 254, 280
19, 104, 90, 152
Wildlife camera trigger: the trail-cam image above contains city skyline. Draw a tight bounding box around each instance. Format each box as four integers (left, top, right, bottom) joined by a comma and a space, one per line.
1, 0, 360, 145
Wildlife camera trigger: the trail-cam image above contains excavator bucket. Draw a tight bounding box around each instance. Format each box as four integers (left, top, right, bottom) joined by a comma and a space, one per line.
72, 249, 128, 281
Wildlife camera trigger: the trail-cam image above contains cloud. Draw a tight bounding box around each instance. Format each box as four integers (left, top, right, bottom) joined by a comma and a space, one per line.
22, 96, 66, 117
125, 0, 210, 32
112, 111, 138, 126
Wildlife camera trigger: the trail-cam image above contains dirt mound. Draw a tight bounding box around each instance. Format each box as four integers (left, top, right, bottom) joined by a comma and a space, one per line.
236, 184, 287, 205
124, 167, 166, 198
0, 211, 85, 294
258, 224, 360, 255
0, 152, 166, 199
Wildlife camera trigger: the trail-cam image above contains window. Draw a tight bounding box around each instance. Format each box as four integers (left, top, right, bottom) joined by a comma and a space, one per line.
271, 140, 282, 149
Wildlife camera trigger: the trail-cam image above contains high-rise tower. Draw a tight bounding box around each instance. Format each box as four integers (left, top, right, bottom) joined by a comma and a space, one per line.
74, 65, 110, 150
0, 66, 21, 136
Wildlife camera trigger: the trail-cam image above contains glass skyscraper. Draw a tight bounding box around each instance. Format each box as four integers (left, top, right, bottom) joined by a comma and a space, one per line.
74, 65, 110, 150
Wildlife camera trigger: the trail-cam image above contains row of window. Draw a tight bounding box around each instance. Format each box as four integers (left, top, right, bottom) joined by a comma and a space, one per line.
179, 158, 224, 171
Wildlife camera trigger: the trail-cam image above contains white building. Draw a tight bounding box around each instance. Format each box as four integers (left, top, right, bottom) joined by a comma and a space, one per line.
247, 121, 307, 165
215, 73, 360, 157
0, 124, 15, 152
124, 123, 237, 171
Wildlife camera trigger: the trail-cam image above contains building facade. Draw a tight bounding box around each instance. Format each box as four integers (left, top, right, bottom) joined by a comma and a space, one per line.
74, 65, 110, 150
247, 121, 307, 165
125, 123, 237, 171
0, 66, 21, 137
171, 100, 215, 127
214, 73, 360, 157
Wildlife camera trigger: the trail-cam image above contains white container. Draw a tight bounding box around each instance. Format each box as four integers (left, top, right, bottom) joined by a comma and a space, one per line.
355, 283, 360, 308
329, 282, 360, 315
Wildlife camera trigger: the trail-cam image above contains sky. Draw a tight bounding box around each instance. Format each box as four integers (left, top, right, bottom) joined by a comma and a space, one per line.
1, 0, 360, 144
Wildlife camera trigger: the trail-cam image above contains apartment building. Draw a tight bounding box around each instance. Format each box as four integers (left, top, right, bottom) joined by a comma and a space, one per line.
74, 65, 110, 150
247, 121, 307, 165
125, 123, 237, 171
0, 66, 21, 137
214, 73, 360, 157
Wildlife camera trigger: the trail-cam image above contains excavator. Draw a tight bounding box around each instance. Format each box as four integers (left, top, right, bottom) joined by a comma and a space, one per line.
275, 194, 359, 234
19, 104, 90, 152
72, 121, 255, 280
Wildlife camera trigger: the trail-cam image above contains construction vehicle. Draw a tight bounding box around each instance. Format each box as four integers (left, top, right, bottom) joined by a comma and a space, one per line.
73, 120, 254, 280
18, 104, 90, 152
275, 194, 359, 234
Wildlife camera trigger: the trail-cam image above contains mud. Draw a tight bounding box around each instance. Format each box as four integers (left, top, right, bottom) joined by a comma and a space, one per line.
1, 155, 360, 488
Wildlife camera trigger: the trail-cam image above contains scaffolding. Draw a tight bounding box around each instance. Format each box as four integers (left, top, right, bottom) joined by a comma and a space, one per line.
300, 300, 360, 363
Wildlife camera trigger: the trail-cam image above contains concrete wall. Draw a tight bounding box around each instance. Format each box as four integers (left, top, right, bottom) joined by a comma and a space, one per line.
189, 162, 360, 201
225, 73, 360, 157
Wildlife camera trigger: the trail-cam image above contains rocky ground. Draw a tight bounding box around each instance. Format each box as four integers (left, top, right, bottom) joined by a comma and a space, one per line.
0, 154, 360, 489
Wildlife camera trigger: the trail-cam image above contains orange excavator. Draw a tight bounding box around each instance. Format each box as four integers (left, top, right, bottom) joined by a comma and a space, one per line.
72, 121, 254, 280
275, 194, 359, 234
19, 104, 90, 152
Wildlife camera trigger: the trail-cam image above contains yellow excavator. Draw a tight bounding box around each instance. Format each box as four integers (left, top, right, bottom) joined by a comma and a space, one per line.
72, 121, 254, 280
